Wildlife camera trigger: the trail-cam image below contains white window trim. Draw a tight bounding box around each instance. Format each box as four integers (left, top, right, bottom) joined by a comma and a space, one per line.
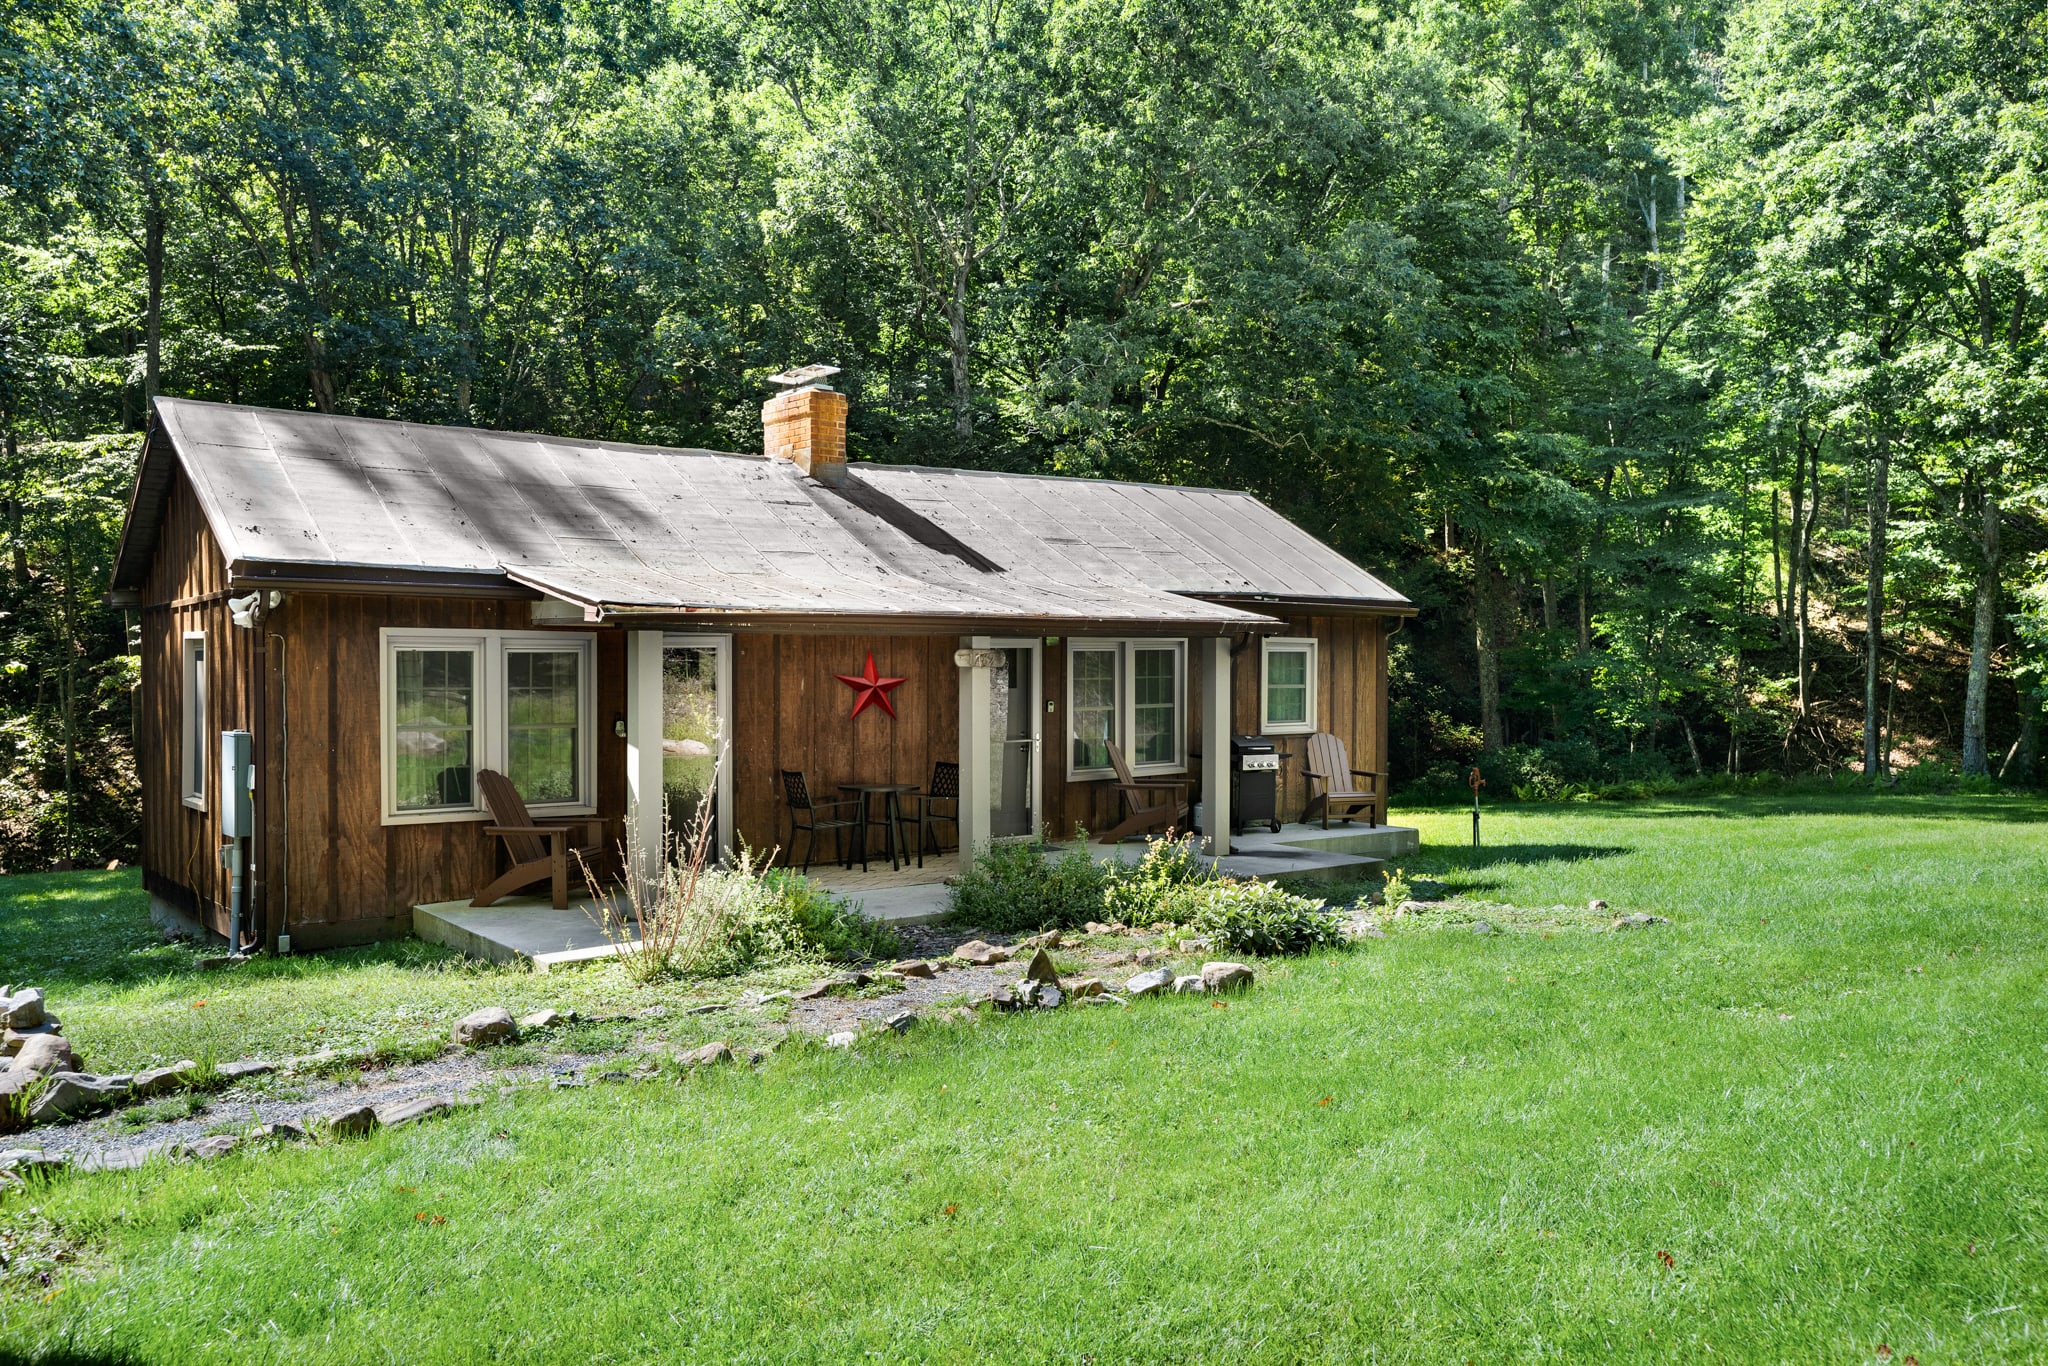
1260, 636, 1319, 735
1065, 638, 1188, 780
181, 631, 207, 810
379, 628, 599, 826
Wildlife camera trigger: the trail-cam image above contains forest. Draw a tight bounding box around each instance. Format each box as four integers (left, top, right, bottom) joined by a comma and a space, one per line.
1, 0, 2044, 866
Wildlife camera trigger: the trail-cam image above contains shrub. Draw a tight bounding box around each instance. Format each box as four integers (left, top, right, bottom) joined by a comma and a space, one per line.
760, 869, 901, 963
1181, 879, 1346, 956
947, 839, 1111, 932
1103, 834, 1217, 924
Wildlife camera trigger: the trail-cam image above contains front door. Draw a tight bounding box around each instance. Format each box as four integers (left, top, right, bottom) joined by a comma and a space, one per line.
989, 639, 1041, 839
661, 636, 732, 857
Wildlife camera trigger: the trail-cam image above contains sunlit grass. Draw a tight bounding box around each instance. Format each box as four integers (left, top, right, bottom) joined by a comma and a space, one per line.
2, 793, 2046, 1362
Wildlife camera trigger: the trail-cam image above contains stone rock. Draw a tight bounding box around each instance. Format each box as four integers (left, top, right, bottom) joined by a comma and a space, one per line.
452, 1006, 517, 1048
1038, 985, 1062, 1010
977, 984, 1021, 1012
952, 940, 1010, 966
1395, 900, 1433, 917
685, 1002, 730, 1015
1124, 968, 1174, 999
1589, 898, 1609, 911
838, 971, 872, 988
214, 1059, 276, 1083
1020, 930, 1063, 949
250, 1121, 306, 1143
825, 1030, 859, 1048
518, 1009, 565, 1029
1470, 920, 1495, 935
550, 1076, 588, 1090
4, 1149, 70, 1174
1176, 936, 1213, 952
793, 981, 835, 1001
1022, 948, 1060, 985
1081, 993, 1128, 1007
883, 1010, 918, 1033
1070, 978, 1106, 998
1133, 948, 1160, 966
2, 1023, 62, 1061
682, 1042, 733, 1067
1200, 961, 1256, 993
1411, 878, 1450, 901
29, 1072, 129, 1122
375, 1095, 451, 1128
871, 971, 906, 986
2, 987, 46, 1029
82, 1146, 164, 1173
132, 1061, 199, 1099
1171, 975, 1205, 994
891, 959, 936, 979
1612, 913, 1669, 929
1347, 913, 1387, 940
325, 1104, 379, 1138
182, 1135, 239, 1161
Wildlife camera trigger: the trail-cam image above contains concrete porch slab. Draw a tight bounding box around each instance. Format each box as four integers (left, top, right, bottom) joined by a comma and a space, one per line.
413, 895, 636, 972
415, 821, 1422, 966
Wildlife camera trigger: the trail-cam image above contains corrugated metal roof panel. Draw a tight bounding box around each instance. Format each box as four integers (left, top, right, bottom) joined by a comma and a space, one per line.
142, 399, 1410, 620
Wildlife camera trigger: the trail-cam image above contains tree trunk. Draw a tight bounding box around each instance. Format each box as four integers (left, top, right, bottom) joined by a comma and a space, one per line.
1961, 484, 2001, 775
143, 186, 166, 405
948, 257, 972, 442
1862, 436, 1890, 779
1475, 560, 1507, 752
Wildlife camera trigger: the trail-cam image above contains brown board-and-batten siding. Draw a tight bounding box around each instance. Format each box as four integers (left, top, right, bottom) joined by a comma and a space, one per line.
727, 632, 961, 859
1040, 613, 1387, 840
139, 468, 248, 936
261, 595, 627, 949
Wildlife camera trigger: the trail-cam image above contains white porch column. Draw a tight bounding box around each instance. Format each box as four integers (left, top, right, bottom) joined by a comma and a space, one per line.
624, 629, 664, 892
1202, 635, 1232, 857
956, 637, 995, 858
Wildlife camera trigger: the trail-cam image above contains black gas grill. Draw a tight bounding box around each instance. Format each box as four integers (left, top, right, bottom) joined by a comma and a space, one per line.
1230, 734, 1284, 834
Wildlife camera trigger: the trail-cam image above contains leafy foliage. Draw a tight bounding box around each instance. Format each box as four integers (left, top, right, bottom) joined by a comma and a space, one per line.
946, 839, 1111, 933
1179, 880, 1346, 957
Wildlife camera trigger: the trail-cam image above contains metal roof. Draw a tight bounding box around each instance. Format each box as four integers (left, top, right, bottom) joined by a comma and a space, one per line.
113, 399, 1412, 625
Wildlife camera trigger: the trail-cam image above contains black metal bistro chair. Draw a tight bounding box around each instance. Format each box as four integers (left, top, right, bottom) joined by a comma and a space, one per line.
897, 760, 960, 868
780, 769, 864, 874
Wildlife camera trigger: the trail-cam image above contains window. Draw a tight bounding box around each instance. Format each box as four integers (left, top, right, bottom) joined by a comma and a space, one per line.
1069, 645, 1119, 773
1261, 637, 1318, 735
506, 648, 581, 804
380, 630, 596, 823
393, 646, 478, 813
181, 633, 207, 808
1066, 639, 1186, 778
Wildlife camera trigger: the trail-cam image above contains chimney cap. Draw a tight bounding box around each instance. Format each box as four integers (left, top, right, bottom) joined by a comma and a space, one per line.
768, 364, 842, 391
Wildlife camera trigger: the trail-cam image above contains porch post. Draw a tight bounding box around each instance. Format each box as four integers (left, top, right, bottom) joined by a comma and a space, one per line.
1202, 635, 1232, 857
624, 630, 664, 892
956, 636, 994, 859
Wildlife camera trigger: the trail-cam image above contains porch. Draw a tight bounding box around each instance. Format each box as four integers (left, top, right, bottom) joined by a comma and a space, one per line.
412, 820, 1419, 970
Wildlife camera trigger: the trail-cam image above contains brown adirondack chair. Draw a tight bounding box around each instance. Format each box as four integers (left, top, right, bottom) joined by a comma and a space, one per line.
1095, 742, 1191, 843
1302, 732, 1383, 829
472, 769, 606, 909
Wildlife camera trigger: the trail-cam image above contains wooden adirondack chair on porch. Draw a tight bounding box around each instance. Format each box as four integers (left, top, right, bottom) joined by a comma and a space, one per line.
1095, 742, 1192, 843
1302, 732, 1383, 829
472, 769, 606, 909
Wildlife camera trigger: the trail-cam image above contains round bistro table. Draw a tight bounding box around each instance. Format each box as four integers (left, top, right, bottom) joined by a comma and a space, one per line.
838, 782, 921, 873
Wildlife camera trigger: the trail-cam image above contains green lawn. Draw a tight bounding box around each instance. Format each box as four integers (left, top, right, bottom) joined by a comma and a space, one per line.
5, 795, 2048, 1362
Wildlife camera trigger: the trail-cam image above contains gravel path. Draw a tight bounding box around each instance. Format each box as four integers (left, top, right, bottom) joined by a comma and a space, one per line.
7, 923, 1199, 1174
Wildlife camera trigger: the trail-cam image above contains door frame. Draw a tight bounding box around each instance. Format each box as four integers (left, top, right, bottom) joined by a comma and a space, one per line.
661, 633, 734, 858
987, 636, 1043, 841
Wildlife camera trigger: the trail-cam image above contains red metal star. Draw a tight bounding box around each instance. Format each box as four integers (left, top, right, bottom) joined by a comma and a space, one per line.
835, 651, 906, 719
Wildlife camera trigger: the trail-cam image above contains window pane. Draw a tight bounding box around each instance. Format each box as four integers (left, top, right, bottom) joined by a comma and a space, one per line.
508, 650, 581, 804
1133, 648, 1178, 766
394, 648, 476, 810
1267, 647, 1310, 726
1071, 648, 1117, 770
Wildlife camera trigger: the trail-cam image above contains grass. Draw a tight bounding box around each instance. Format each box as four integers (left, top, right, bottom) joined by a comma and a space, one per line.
4, 793, 2048, 1361
0, 872, 812, 1074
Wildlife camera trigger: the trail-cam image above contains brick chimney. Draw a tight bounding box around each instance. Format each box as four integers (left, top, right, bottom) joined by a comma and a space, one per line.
763, 364, 847, 485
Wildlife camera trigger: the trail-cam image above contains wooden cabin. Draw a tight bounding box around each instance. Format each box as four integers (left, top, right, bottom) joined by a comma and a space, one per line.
109, 374, 1414, 950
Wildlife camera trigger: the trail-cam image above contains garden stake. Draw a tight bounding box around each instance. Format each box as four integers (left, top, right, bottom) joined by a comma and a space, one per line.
1469, 766, 1485, 847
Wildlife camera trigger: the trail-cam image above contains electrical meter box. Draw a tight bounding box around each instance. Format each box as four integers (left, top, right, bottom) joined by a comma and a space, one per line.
219, 729, 254, 838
